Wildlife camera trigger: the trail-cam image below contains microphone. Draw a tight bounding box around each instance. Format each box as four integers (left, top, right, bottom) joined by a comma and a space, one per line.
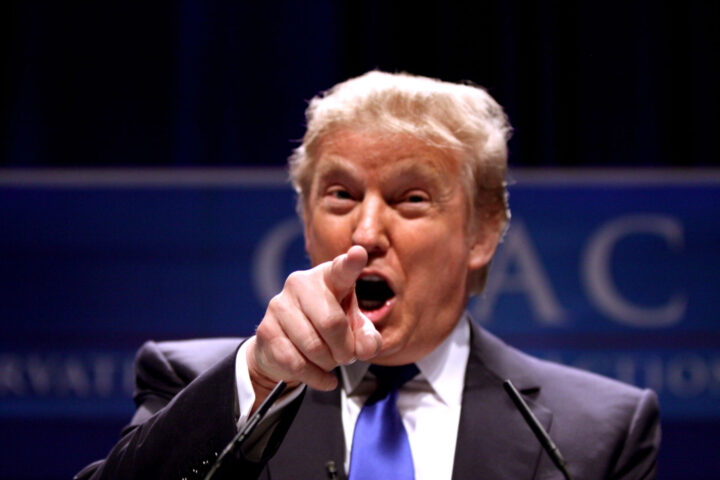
325, 460, 339, 480
203, 380, 288, 480
503, 379, 573, 480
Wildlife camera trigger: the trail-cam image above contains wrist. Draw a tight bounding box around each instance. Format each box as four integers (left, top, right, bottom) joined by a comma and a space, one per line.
245, 338, 299, 410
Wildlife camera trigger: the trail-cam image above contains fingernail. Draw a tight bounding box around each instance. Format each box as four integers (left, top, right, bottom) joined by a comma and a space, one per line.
344, 357, 357, 365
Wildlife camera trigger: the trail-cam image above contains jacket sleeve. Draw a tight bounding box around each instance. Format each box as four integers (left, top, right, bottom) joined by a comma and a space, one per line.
74, 340, 303, 480
611, 388, 661, 480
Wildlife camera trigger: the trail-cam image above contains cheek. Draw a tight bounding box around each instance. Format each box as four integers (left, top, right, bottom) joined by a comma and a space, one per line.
306, 216, 352, 262
402, 232, 471, 297
402, 220, 468, 261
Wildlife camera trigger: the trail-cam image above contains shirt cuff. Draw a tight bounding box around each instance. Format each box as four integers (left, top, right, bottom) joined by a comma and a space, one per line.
235, 338, 305, 428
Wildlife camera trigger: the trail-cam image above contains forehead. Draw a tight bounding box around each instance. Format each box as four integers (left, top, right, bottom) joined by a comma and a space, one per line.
312, 129, 461, 183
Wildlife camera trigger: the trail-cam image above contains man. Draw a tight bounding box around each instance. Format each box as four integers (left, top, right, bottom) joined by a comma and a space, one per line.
76, 71, 660, 480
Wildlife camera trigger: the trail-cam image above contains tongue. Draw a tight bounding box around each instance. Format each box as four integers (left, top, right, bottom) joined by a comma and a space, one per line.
358, 298, 386, 311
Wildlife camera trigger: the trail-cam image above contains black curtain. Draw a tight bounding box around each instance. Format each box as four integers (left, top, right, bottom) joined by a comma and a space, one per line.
2, 1, 717, 168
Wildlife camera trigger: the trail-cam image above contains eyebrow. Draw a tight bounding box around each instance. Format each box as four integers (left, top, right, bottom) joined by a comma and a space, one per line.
387, 157, 448, 180
313, 156, 358, 178
315, 154, 451, 181
312, 157, 363, 189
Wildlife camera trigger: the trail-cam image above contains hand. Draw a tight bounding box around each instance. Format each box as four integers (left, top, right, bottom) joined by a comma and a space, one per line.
246, 245, 382, 405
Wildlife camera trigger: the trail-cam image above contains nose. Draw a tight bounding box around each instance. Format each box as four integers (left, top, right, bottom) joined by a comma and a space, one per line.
351, 195, 390, 254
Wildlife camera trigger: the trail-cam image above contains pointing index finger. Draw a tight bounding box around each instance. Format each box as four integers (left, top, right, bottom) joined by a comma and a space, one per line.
323, 246, 368, 300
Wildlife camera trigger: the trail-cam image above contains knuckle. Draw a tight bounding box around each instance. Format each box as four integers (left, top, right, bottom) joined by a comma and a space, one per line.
304, 335, 327, 358
255, 323, 271, 343
285, 355, 306, 376
266, 294, 301, 328
266, 295, 288, 317
333, 349, 354, 365
267, 293, 282, 308
284, 270, 307, 290
271, 341, 299, 368
254, 320, 280, 348
316, 311, 347, 331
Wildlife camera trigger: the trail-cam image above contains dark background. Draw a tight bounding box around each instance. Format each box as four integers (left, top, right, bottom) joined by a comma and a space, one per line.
2, 2, 719, 480
2, 1, 717, 170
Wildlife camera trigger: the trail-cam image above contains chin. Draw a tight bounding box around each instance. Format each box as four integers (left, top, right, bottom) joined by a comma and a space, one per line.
372, 332, 416, 365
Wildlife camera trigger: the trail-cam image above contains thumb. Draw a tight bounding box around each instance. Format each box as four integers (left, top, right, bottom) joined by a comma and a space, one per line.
345, 291, 381, 361
351, 309, 382, 361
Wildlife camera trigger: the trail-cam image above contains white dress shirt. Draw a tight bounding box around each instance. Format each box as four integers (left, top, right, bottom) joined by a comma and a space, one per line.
235, 316, 471, 479
339, 317, 469, 480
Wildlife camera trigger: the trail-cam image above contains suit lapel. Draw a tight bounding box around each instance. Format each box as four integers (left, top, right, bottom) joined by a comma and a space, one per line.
266, 387, 346, 480
266, 321, 555, 480
452, 321, 553, 480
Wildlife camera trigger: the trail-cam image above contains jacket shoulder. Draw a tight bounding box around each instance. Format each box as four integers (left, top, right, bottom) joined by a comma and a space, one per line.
137, 337, 245, 382
470, 323, 660, 478
472, 322, 652, 403
132, 337, 246, 421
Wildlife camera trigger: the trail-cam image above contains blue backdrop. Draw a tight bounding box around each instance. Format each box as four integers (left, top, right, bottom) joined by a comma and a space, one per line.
1, 168, 718, 479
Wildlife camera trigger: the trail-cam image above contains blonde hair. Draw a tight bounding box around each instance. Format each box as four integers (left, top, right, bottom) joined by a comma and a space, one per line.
289, 71, 512, 294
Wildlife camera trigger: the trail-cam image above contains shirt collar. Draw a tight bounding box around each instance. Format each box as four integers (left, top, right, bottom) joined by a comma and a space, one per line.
340, 313, 470, 407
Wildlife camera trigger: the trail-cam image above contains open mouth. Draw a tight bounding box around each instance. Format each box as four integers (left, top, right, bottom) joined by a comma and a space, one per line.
355, 275, 395, 311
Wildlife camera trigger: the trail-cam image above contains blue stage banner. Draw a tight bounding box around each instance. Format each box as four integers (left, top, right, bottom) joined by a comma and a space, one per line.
1, 168, 719, 478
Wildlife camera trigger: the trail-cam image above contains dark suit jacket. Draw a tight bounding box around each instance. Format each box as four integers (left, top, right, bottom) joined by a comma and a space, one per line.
76, 321, 660, 480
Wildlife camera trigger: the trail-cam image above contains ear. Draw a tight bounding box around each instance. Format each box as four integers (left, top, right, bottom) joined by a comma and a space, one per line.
467, 221, 502, 271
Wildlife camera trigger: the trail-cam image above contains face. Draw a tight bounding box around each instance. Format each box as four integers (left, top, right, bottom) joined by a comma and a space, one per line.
303, 129, 499, 365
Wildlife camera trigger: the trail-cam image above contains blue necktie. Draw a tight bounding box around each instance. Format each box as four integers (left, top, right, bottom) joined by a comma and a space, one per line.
348, 364, 420, 480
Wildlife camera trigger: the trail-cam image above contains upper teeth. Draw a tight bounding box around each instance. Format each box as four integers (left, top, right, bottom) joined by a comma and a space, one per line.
360, 275, 383, 282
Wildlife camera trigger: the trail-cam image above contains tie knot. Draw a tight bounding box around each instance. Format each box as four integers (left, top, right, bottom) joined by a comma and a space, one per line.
369, 364, 419, 391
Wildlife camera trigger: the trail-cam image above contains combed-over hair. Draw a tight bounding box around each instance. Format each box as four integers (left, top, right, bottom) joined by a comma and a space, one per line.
288, 71, 512, 294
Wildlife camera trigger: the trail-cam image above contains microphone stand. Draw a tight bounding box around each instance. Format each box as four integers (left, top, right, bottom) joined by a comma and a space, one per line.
203, 381, 288, 480
503, 379, 573, 480
207, 378, 574, 480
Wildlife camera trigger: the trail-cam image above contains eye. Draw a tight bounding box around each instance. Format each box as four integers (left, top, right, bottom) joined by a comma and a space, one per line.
395, 189, 431, 217
321, 185, 356, 213
330, 188, 353, 200
406, 193, 427, 203
401, 190, 430, 204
